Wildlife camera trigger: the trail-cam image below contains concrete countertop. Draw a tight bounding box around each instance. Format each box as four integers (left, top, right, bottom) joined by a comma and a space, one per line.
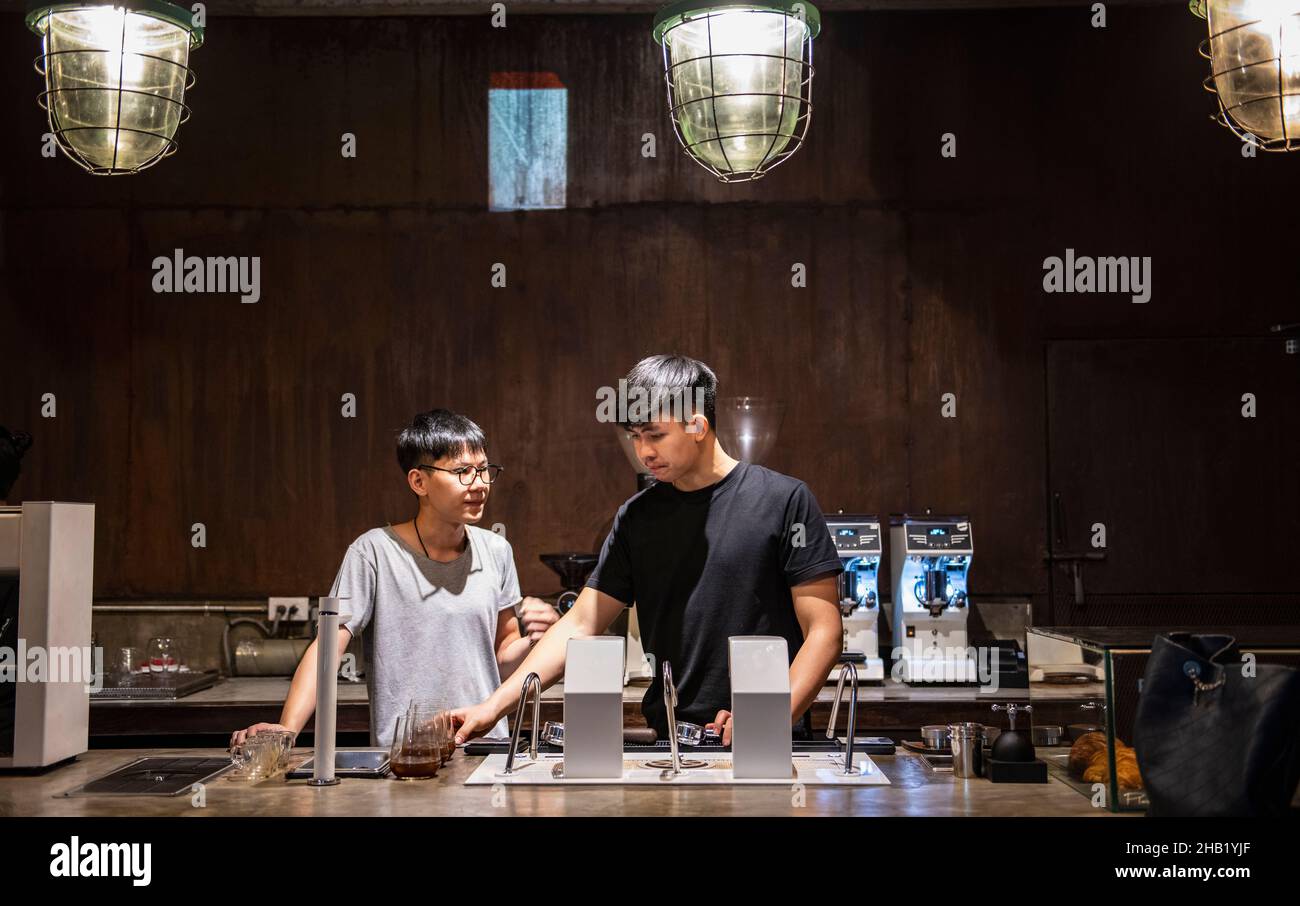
90, 676, 1106, 707
86, 676, 1105, 739
0, 747, 1126, 817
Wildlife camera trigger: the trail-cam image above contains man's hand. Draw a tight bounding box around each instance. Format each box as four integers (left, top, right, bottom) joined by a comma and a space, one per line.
517, 595, 558, 643
450, 701, 503, 745
707, 709, 734, 746
230, 722, 294, 749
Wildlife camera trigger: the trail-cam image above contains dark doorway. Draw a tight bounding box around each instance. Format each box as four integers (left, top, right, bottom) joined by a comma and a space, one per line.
1044, 338, 1300, 626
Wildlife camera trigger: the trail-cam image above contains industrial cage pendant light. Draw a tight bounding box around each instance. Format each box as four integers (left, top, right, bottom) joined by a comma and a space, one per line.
652, 1, 820, 182
26, 1, 204, 174
1192, 0, 1300, 150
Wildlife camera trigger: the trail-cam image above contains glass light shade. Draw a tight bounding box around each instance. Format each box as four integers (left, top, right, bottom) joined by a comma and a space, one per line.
28, 2, 202, 173
1205, 0, 1300, 145
654, 2, 819, 181
714, 396, 786, 464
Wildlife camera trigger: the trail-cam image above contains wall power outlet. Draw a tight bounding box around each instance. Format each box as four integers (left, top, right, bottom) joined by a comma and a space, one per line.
268, 596, 311, 622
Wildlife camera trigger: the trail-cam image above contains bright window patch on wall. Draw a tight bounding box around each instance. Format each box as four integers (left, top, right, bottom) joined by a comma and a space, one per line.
488, 72, 568, 212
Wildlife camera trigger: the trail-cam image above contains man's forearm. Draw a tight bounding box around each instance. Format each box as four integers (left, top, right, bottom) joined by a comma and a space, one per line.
496, 635, 533, 680
278, 628, 351, 734
788, 623, 841, 721
483, 607, 587, 722
278, 639, 320, 734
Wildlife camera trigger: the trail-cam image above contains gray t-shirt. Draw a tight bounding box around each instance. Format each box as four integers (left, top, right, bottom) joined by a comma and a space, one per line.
329, 524, 520, 745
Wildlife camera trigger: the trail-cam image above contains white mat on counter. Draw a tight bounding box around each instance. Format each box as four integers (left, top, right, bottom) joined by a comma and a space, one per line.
464, 752, 890, 786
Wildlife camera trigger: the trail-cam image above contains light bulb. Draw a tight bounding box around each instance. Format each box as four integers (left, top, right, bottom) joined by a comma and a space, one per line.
655, 3, 819, 179
30, 2, 200, 173
1208, 0, 1300, 141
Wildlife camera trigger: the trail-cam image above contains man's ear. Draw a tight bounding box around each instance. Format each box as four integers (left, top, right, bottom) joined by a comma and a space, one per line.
686, 414, 708, 439
406, 468, 428, 497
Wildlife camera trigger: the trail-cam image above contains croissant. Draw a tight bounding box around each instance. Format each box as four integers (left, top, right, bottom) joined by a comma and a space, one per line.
1071, 732, 1143, 790
1068, 731, 1107, 776
1082, 749, 1143, 790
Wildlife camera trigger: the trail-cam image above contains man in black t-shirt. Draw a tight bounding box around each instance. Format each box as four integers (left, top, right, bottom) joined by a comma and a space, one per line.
452, 356, 843, 744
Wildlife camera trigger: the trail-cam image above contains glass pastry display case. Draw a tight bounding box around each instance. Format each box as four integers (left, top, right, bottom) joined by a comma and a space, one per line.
1028, 626, 1300, 813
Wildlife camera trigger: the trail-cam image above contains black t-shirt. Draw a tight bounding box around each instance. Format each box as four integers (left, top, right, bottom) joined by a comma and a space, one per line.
585, 462, 841, 735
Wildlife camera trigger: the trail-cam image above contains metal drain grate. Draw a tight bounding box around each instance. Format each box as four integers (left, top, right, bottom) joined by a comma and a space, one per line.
61, 756, 232, 797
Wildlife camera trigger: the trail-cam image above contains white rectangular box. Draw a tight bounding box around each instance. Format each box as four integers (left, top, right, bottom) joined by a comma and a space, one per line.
729, 636, 792, 780
562, 636, 624, 779
0, 502, 94, 769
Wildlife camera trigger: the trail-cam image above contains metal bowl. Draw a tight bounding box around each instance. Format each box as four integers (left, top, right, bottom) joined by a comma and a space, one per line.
1032, 724, 1064, 747
921, 725, 951, 750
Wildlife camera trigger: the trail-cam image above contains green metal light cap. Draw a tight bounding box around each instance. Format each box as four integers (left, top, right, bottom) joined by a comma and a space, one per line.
652, 0, 822, 45
27, 0, 205, 47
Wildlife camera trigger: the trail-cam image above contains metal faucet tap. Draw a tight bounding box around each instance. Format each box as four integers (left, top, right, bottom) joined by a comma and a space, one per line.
503, 672, 541, 775
991, 701, 1032, 730
826, 661, 860, 774
662, 660, 682, 774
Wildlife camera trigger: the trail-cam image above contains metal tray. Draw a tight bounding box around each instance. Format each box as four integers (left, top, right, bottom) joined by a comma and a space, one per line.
286, 748, 391, 779
90, 671, 218, 700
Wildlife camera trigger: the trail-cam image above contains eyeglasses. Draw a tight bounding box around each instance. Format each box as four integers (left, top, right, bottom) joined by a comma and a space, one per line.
417, 463, 504, 486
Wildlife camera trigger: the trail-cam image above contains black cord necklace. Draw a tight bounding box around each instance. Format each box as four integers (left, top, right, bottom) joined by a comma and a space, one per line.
413, 517, 469, 562
413, 517, 431, 560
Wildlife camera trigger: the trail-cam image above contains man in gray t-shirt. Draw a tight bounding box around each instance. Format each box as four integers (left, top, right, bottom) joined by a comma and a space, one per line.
231, 409, 557, 751
331, 523, 520, 743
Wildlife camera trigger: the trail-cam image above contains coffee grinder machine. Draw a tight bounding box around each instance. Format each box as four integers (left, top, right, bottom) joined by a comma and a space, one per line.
826, 514, 884, 682
542, 550, 654, 685
888, 515, 976, 684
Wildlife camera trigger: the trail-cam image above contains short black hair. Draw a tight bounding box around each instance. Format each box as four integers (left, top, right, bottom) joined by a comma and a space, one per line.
0, 426, 33, 499
620, 354, 718, 433
396, 410, 487, 473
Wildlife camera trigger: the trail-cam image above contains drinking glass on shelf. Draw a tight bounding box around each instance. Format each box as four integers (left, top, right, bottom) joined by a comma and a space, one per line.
147, 637, 180, 673
122, 646, 144, 674
111, 647, 142, 683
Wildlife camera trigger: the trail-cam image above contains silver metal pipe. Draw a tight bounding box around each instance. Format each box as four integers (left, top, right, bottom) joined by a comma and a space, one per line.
662, 660, 681, 774
308, 598, 344, 787
826, 662, 859, 774
93, 603, 266, 614
503, 672, 541, 775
